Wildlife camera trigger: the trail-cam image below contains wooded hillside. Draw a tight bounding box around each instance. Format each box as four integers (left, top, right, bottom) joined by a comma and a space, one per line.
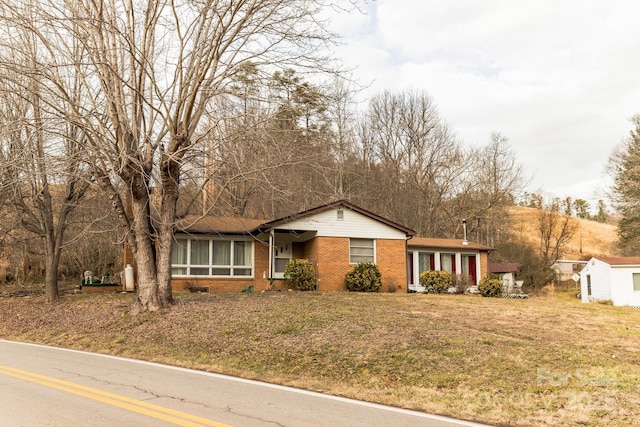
507, 205, 619, 260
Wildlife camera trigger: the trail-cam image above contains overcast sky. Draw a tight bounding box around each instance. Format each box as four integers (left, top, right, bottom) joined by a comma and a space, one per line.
328, 0, 640, 209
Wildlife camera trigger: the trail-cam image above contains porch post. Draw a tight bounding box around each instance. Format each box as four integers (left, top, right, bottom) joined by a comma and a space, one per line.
455, 253, 462, 277
413, 251, 419, 288
268, 229, 274, 289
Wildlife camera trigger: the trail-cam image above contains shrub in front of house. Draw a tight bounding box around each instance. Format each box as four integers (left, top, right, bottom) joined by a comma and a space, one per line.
284, 259, 317, 291
419, 270, 453, 294
344, 262, 382, 292
453, 274, 473, 294
478, 277, 502, 297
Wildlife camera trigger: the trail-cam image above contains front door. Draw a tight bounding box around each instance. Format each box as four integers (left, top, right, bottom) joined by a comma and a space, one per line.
273, 242, 292, 278
461, 254, 477, 285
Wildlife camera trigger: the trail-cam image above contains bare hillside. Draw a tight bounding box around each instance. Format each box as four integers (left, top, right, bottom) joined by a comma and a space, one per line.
507, 206, 619, 259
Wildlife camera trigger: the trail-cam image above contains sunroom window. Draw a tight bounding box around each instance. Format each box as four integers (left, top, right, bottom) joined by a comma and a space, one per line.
440, 253, 456, 274
233, 241, 252, 276
212, 240, 231, 275
418, 252, 434, 272
190, 240, 210, 276
171, 238, 253, 277
172, 239, 188, 275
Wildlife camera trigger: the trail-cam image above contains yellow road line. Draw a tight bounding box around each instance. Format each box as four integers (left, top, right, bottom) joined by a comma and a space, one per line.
0, 365, 232, 427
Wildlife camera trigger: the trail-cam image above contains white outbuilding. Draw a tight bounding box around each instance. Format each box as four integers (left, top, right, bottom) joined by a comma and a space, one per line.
580, 257, 640, 307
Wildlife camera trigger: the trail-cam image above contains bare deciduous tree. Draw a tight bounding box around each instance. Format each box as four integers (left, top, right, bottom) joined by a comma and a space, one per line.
538, 202, 578, 266
0, 40, 91, 302
354, 90, 463, 235
458, 132, 526, 246
0, 0, 354, 311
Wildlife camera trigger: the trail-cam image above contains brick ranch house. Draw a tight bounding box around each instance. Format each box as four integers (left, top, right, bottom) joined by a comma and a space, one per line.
123, 200, 493, 293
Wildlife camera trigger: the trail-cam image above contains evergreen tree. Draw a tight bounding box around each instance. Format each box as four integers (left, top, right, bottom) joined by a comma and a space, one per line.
594, 199, 608, 223
608, 115, 640, 253
573, 199, 591, 219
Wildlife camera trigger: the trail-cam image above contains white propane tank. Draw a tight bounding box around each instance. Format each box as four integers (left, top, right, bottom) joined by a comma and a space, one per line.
125, 264, 135, 291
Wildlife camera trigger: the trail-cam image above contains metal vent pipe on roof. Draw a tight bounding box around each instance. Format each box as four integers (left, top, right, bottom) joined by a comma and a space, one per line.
462, 219, 469, 245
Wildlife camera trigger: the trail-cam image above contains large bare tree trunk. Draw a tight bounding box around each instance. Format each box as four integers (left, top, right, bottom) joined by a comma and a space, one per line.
0, 0, 355, 312
129, 183, 161, 312
156, 135, 185, 308
43, 236, 59, 303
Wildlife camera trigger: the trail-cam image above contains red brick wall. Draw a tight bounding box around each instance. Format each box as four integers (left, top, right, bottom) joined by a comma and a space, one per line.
301, 237, 407, 292
479, 252, 489, 281
292, 242, 305, 259
300, 237, 320, 288
376, 239, 407, 292
312, 237, 351, 291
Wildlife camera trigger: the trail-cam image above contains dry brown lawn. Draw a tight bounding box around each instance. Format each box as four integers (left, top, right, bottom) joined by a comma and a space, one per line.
1, 290, 639, 427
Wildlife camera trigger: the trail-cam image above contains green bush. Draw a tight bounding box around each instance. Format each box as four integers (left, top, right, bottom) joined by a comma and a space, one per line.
419, 270, 453, 294
478, 277, 502, 297
344, 262, 382, 292
284, 259, 317, 291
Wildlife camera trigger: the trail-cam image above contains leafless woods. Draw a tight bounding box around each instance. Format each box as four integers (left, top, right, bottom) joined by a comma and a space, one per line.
0, 0, 530, 308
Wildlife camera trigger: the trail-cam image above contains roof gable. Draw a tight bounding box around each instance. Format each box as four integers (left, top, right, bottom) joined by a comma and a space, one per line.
259, 200, 415, 237
173, 200, 416, 238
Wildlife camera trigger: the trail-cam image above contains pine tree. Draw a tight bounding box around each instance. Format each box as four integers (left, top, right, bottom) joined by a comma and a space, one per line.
608, 115, 640, 253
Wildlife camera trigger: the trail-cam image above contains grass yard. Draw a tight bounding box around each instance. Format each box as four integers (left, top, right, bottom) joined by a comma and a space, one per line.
0, 290, 639, 427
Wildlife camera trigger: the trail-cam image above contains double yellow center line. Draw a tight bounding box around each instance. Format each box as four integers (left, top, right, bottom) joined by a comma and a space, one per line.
0, 365, 231, 427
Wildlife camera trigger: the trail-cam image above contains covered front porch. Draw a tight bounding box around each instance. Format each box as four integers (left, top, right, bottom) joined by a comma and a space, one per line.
406, 237, 493, 293
407, 250, 480, 292
261, 229, 318, 286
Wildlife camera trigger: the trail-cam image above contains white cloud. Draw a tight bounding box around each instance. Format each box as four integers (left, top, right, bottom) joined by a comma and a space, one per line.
328, 0, 640, 209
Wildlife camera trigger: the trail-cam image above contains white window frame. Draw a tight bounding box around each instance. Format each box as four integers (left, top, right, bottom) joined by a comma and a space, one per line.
418, 252, 434, 273
171, 236, 254, 278
349, 238, 375, 264
633, 273, 640, 292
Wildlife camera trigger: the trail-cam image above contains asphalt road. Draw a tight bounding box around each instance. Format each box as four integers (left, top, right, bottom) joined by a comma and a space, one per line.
0, 339, 490, 427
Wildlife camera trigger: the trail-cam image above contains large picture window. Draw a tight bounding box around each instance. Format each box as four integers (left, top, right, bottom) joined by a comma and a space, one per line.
171, 237, 253, 277
440, 253, 456, 274
418, 252, 434, 272
350, 238, 375, 264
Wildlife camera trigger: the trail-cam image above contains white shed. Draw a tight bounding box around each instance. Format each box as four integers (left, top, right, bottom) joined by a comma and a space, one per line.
580, 257, 640, 307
